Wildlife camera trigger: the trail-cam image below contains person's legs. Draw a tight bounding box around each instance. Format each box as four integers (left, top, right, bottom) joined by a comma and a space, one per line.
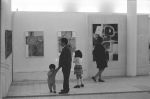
74, 75, 80, 88
98, 68, 105, 82
76, 75, 80, 85
60, 67, 71, 94
92, 69, 100, 82
94, 70, 100, 79
80, 75, 84, 87
52, 83, 56, 93
48, 81, 52, 92
92, 61, 100, 82
63, 69, 70, 92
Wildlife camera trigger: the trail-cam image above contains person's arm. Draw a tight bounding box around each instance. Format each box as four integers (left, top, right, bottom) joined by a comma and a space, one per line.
55, 67, 61, 73
58, 47, 66, 68
105, 51, 109, 62
73, 57, 76, 63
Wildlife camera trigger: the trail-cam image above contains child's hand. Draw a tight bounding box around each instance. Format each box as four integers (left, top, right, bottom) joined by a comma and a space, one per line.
55, 67, 60, 72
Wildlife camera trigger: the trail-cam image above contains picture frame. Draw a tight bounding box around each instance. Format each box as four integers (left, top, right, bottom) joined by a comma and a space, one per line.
25, 31, 44, 57
5, 30, 12, 59
58, 31, 76, 53
93, 24, 118, 61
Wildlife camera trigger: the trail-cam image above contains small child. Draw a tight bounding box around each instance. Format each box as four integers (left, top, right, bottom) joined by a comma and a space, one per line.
47, 64, 60, 93
73, 50, 84, 88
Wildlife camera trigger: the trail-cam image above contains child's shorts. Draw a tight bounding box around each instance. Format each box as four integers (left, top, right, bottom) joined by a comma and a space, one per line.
74, 65, 83, 75
76, 74, 82, 79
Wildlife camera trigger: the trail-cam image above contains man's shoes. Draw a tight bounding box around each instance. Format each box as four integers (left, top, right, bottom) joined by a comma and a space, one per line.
60, 89, 65, 92
59, 90, 69, 94
92, 76, 96, 82
74, 85, 80, 88
98, 79, 105, 82
80, 84, 84, 87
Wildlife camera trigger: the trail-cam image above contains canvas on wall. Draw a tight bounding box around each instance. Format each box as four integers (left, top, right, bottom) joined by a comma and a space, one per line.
5, 30, 12, 59
148, 41, 150, 64
58, 31, 76, 53
93, 24, 118, 61
25, 31, 44, 57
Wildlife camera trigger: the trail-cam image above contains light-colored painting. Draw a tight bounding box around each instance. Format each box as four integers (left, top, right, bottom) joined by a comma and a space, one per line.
25, 31, 44, 57
58, 31, 76, 53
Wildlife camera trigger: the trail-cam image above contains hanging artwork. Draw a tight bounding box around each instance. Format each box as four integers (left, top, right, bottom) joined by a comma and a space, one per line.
5, 30, 12, 59
25, 31, 44, 57
93, 24, 118, 61
58, 31, 76, 53
148, 41, 150, 64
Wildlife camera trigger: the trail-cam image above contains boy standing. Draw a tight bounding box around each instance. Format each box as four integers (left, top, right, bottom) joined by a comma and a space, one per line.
47, 64, 60, 93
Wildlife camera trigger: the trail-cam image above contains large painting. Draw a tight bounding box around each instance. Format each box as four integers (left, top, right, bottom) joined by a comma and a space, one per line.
25, 31, 44, 57
5, 30, 12, 59
93, 24, 118, 61
58, 31, 76, 53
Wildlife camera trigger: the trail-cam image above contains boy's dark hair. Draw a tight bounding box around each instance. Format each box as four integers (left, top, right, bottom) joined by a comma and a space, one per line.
75, 50, 82, 58
61, 38, 68, 45
49, 64, 56, 69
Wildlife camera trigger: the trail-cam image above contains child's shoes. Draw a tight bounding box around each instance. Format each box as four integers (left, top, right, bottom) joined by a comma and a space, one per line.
80, 84, 84, 87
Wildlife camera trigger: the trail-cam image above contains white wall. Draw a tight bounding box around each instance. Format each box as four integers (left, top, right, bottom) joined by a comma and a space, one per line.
137, 15, 150, 75
0, 0, 13, 98
88, 14, 127, 77
13, 12, 89, 81
12, 12, 128, 81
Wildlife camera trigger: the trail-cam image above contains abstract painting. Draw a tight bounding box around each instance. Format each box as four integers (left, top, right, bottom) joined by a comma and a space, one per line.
93, 24, 118, 61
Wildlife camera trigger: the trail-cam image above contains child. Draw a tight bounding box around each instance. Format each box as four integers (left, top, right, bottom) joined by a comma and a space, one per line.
47, 64, 60, 93
73, 50, 84, 88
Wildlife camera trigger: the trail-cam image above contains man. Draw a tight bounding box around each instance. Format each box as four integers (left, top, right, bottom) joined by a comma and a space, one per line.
58, 38, 72, 94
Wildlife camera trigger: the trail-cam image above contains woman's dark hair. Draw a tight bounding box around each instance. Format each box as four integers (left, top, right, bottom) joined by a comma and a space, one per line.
61, 38, 68, 45
96, 36, 103, 44
49, 64, 56, 69
75, 50, 82, 58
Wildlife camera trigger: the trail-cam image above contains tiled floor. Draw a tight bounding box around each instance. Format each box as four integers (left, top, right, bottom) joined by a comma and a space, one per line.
4, 92, 150, 99
5, 76, 150, 99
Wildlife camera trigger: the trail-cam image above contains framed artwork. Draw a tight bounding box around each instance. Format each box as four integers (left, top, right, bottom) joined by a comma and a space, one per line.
5, 30, 12, 59
93, 24, 118, 61
148, 40, 150, 64
58, 31, 76, 53
25, 31, 44, 57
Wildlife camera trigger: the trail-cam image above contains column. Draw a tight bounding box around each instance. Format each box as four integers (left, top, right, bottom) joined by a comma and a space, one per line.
127, 0, 137, 76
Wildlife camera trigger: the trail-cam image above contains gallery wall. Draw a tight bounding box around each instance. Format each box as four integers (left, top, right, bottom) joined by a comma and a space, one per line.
12, 12, 89, 81
137, 15, 150, 75
12, 12, 150, 81
1, 0, 13, 97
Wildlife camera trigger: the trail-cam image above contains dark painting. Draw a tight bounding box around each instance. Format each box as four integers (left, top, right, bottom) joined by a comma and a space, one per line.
93, 24, 118, 61
5, 30, 12, 59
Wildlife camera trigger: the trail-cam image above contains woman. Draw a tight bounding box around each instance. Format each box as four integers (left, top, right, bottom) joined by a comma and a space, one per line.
92, 36, 108, 82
